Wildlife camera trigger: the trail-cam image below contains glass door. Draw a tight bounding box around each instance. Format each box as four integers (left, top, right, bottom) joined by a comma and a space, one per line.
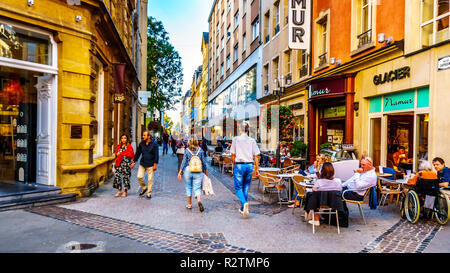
370, 117, 382, 168
416, 113, 429, 170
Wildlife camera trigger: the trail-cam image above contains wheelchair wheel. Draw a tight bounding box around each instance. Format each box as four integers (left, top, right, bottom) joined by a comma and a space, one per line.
404, 191, 420, 224
434, 192, 450, 225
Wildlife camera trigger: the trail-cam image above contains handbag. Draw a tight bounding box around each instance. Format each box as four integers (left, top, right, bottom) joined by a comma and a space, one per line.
202, 174, 215, 196
177, 147, 185, 154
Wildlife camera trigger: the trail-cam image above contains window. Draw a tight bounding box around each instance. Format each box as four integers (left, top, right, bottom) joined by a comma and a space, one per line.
273, 57, 279, 80
242, 34, 247, 53
216, 46, 220, 58
421, 0, 449, 47
227, 26, 231, 40
222, 11, 226, 25
228, 0, 231, 12
235, 11, 240, 29
358, 0, 373, 48
284, 0, 289, 26
316, 16, 328, 67
284, 50, 291, 74
221, 37, 224, 50
226, 55, 231, 70
243, 0, 247, 14
273, 2, 280, 36
234, 43, 239, 62
264, 11, 270, 43
263, 64, 270, 95
298, 49, 308, 77
221, 63, 224, 76
252, 19, 260, 41
216, 69, 219, 82
92, 58, 104, 158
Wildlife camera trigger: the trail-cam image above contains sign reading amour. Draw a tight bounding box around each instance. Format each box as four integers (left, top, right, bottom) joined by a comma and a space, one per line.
373, 66, 410, 86
383, 90, 415, 112
288, 0, 311, 51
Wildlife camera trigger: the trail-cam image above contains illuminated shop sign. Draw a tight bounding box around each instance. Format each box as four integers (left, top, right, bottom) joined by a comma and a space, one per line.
288, 0, 311, 51
373, 66, 410, 85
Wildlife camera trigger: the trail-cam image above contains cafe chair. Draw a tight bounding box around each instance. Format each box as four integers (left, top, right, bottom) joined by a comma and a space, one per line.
292, 176, 306, 215
258, 170, 278, 190
258, 173, 286, 208
342, 187, 373, 225
306, 191, 344, 234
222, 156, 233, 174
252, 165, 259, 180
311, 206, 340, 234
290, 165, 300, 174
378, 177, 402, 208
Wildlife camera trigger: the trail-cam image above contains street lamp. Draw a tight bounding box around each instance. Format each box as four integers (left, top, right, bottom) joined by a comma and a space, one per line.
273, 75, 285, 168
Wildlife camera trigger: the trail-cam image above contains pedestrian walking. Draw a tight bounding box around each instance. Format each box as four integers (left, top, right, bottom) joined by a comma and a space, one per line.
113, 134, 135, 197
177, 135, 208, 212
176, 135, 187, 171
162, 130, 169, 155
171, 134, 178, 155
201, 137, 208, 158
230, 122, 260, 219
130, 131, 159, 199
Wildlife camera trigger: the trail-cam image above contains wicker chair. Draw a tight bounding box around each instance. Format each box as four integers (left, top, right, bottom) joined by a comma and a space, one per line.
292, 175, 306, 214
258, 173, 286, 207
222, 156, 234, 174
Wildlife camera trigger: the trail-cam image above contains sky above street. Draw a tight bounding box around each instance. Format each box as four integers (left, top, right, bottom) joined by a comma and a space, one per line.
148, 0, 212, 126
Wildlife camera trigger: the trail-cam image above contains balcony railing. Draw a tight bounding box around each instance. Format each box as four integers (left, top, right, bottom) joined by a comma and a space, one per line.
264, 84, 269, 96
357, 29, 372, 48
299, 65, 308, 78
274, 24, 280, 35
318, 52, 328, 67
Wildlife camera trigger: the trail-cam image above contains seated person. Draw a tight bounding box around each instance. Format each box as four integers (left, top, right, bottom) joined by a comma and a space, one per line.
407, 160, 447, 187
280, 144, 288, 156
418, 145, 428, 163
214, 142, 223, 153
299, 154, 323, 176
393, 146, 409, 170
303, 162, 343, 226
432, 157, 450, 188
341, 157, 377, 201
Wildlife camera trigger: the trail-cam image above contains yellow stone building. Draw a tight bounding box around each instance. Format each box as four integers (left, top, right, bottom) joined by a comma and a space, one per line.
0, 0, 147, 196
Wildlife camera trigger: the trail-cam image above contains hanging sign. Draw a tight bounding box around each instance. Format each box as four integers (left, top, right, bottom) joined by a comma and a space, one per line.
288, 0, 311, 51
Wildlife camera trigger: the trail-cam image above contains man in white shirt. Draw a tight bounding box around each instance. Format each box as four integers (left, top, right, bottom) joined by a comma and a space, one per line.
341, 157, 377, 201
230, 122, 260, 218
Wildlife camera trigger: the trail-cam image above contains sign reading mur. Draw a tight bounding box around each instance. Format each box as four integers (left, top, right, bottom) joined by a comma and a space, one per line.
288, 0, 311, 51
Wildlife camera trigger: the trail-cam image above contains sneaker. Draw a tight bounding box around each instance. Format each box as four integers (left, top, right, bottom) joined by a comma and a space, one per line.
243, 203, 249, 219
239, 209, 244, 215
308, 220, 320, 226
146, 193, 152, 199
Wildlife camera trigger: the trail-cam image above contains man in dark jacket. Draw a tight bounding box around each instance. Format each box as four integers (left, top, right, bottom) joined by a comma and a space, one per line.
131, 131, 159, 199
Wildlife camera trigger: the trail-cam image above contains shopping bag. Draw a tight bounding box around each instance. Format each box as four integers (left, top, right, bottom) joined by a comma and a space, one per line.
202, 174, 215, 196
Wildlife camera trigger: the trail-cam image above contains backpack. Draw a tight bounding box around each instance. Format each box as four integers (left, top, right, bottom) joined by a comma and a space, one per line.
188, 149, 202, 173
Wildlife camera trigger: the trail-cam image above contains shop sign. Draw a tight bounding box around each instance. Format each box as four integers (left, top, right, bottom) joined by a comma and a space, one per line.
309, 78, 346, 99
323, 105, 346, 118
383, 90, 415, 112
373, 66, 410, 85
438, 56, 450, 71
290, 103, 303, 110
288, 0, 311, 51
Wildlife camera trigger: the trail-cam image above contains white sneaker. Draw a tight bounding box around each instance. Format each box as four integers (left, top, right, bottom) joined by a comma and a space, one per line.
308, 220, 320, 226
243, 203, 249, 219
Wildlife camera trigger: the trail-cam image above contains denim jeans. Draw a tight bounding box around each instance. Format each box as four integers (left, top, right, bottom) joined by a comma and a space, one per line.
183, 169, 203, 197
233, 163, 253, 210
163, 142, 168, 154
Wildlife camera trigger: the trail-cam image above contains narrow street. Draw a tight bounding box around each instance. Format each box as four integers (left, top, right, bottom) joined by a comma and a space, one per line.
1, 148, 449, 253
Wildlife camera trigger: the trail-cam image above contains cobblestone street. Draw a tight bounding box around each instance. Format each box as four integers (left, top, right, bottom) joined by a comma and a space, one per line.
1, 148, 449, 253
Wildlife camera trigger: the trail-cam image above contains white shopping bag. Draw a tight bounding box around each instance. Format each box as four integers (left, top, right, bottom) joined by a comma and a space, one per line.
202, 175, 215, 196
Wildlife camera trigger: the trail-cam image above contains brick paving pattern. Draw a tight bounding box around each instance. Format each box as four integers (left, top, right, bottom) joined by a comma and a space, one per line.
361, 219, 442, 253
27, 205, 260, 253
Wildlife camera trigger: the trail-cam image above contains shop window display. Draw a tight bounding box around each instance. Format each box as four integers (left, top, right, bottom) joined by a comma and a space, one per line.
0, 67, 39, 183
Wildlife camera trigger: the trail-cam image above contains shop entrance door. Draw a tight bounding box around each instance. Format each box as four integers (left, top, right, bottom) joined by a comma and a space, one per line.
386, 114, 414, 171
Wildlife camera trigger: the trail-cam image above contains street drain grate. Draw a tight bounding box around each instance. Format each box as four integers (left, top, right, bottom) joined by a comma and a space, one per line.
56, 241, 105, 253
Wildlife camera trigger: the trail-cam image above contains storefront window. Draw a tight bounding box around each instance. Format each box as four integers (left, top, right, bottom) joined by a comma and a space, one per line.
370, 117, 382, 167
0, 23, 51, 65
0, 66, 40, 183
416, 114, 429, 168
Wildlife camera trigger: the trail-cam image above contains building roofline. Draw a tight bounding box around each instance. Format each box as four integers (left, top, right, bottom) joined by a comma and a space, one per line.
208, 0, 218, 22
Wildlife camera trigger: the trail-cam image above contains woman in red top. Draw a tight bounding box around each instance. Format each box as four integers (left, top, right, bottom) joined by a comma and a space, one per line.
113, 135, 135, 197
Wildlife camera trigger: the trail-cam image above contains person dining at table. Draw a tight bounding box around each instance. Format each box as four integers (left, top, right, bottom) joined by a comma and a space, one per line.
432, 157, 450, 188
303, 162, 343, 226
341, 157, 377, 202
393, 146, 411, 171
407, 160, 448, 187
298, 154, 323, 176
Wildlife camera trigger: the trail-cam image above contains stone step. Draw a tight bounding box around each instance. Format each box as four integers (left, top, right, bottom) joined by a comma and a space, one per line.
0, 193, 77, 212
0, 183, 62, 203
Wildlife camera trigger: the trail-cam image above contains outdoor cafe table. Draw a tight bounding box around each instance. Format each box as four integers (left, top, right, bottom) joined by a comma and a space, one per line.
259, 167, 281, 172
276, 173, 297, 204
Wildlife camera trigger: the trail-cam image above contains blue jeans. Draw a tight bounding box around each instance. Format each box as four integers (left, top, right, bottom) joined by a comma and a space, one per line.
183, 169, 203, 197
163, 142, 168, 154
233, 164, 253, 210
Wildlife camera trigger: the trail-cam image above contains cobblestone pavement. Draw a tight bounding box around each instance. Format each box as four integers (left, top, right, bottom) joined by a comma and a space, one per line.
16, 148, 449, 253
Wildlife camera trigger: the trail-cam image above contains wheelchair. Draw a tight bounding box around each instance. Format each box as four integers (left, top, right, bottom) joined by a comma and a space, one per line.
400, 177, 450, 225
